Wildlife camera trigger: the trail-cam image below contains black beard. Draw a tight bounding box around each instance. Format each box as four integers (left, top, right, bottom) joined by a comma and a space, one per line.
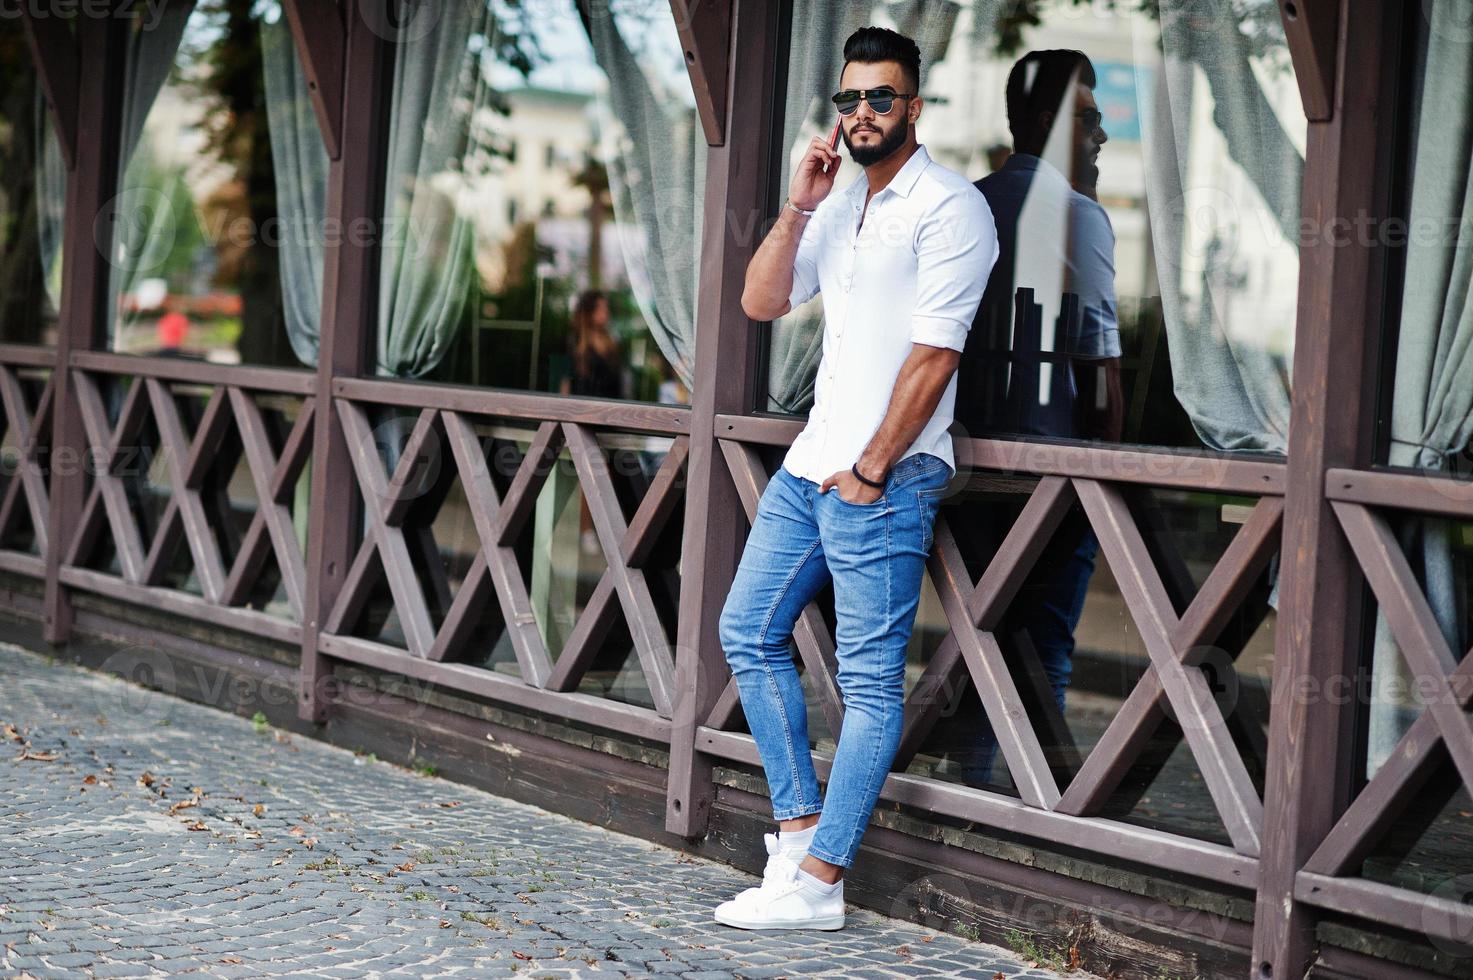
845, 116, 908, 167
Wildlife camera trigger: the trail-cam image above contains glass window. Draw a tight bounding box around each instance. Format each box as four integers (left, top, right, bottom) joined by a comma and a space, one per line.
1366, 0, 1473, 789
764, 1, 1305, 456
1377, 0, 1473, 480
107, 3, 314, 367
381, 0, 702, 408
1360, 512, 1472, 906
735, 3, 1301, 850
0, 21, 64, 346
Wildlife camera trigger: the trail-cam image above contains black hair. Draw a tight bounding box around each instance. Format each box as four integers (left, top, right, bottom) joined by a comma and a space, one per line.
842, 26, 922, 94
1005, 49, 1098, 145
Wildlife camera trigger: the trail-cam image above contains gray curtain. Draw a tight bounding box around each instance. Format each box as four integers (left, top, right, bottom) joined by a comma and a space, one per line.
106, 0, 197, 347
766, 0, 961, 414
1368, 0, 1473, 774
261, 15, 329, 369
580, 1, 706, 392
1139, 2, 1299, 455
375, 2, 494, 379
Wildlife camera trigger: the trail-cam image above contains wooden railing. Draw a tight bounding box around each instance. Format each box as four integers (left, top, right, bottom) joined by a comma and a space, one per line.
693, 416, 1286, 891
313, 380, 690, 744
1294, 468, 1473, 947
53, 354, 316, 645
0, 345, 56, 580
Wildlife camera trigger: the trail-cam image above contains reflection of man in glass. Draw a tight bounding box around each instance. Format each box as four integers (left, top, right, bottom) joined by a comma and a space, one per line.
953, 50, 1122, 785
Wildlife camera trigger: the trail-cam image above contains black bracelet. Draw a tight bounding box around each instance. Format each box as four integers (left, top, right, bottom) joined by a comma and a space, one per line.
851, 461, 887, 489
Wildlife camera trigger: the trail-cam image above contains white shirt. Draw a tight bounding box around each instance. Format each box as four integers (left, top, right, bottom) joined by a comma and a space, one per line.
780, 143, 999, 484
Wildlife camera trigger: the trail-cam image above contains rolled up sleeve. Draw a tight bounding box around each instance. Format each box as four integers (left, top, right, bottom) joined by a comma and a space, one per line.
787, 209, 823, 311
909, 188, 999, 352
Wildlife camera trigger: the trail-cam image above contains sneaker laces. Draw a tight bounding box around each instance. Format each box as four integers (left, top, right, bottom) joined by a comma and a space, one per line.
764, 831, 809, 873
752, 848, 804, 901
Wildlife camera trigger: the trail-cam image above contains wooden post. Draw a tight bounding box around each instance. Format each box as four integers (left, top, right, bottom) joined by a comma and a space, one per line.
34, 12, 127, 644
1252, 0, 1400, 974
296, 3, 395, 723
666, 0, 783, 837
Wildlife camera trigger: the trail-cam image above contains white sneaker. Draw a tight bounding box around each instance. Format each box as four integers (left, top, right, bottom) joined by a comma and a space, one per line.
713, 849, 845, 930
724, 832, 807, 907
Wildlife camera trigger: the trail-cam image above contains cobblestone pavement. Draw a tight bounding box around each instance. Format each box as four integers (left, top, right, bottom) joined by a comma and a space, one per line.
0, 641, 1085, 979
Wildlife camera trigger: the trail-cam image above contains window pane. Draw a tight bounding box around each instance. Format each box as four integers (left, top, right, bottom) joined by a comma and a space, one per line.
388, 1, 701, 406
1362, 2, 1473, 906
1378, 0, 1473, 479
894, 482, 1275, 847
0, 23, 64, 346
109, 5, 312, 367
766, 1, 1305, 455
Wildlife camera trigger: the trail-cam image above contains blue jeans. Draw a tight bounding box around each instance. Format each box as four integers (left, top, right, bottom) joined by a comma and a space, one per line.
718, 451, 953, 869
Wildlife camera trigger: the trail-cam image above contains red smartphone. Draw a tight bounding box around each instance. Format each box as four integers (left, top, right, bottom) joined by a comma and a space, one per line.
823, 120, 841, 173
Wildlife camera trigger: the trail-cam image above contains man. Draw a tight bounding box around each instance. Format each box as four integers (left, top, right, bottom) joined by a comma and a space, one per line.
713, 26, 998, 930
952, 49, 1122, 786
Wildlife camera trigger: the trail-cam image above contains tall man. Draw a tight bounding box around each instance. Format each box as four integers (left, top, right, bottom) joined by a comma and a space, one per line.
712, 27, 998, 931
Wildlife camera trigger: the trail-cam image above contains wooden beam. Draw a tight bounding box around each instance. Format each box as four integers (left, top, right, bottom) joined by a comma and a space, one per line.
671, 0, 732, 145
1326, 466, 1473, 520
716, 415, 1288, 495
1296, 872, 1473, 949
281, 0, 347, 159
333, 377, 689, 434
19, 7, 80, 169
699, 726, 1258, 889
666, 0, 780, 837
298, 3, 395, 722
42, 15, 128, 642
1279, 0, 1338, 122
1252, 0, 1398, 973
320, 632, 671, 743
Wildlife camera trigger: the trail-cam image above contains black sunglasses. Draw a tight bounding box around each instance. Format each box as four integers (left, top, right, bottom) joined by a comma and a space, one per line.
831, 87, 914, 116
1077, 108, 1104, 131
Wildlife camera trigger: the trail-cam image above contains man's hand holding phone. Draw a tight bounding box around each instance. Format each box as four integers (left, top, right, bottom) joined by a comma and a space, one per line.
789, 122, 843, 212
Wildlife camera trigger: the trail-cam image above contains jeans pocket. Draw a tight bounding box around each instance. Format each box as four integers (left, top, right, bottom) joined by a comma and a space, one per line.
915, 484, 948, 553
889, 453, 948, 492
832, 485, 887, 508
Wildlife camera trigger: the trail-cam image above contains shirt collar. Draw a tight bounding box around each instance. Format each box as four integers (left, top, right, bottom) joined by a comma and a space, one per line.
847, 143, 932, 201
